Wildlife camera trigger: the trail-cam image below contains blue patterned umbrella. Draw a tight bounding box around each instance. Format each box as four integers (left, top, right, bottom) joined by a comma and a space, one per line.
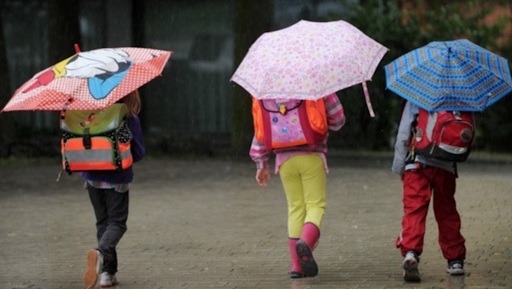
384, 39, 512, 112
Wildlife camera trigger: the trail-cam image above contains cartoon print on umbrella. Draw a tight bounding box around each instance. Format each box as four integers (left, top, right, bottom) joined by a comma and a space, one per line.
22, 48, 133, 100
2, 46, 172, 111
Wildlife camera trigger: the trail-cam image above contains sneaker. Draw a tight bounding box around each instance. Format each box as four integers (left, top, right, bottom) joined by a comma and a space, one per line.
100, 272, 119, 287
447, 260, 464, 275
402, 251, 421, 282
83, 249, 103, 289
296, 240, 318, 277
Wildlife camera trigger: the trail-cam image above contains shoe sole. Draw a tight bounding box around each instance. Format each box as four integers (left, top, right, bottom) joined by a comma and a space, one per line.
289, 271, 305, 279
83, 249, 100, 289
100, 274, 119, 288
100, 281, 119, 288
403, 259, 421, 282
296, 240, 318, 277
447, 268, 465, 275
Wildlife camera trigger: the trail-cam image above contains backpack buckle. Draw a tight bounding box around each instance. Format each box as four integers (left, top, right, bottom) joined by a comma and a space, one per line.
279, 104, 287, 115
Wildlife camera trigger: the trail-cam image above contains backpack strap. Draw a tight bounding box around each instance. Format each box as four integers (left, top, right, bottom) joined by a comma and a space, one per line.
260, 100, 302, 115
58, 97, 75, 180
59, 97, 74, 126
409, 112, 419, 160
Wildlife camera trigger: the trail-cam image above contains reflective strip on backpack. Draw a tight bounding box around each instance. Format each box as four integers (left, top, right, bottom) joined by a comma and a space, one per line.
66, 148, 115, 162
62, 137, 133, 171
438, 143, 468, 155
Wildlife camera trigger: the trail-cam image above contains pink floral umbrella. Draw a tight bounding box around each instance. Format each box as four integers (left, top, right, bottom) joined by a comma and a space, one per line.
231, 20, 388, 117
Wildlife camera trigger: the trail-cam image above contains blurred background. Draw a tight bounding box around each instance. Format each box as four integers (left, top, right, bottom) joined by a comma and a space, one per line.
0, 0, 511, 159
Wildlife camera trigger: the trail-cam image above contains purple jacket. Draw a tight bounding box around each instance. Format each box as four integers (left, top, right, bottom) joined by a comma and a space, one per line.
79, 115, 145, 184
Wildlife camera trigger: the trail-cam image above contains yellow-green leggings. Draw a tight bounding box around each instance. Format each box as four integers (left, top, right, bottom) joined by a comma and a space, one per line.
279, 154, 326, 238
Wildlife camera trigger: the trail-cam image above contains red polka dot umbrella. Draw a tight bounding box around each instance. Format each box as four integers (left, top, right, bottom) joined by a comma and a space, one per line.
2, 46, 172, 111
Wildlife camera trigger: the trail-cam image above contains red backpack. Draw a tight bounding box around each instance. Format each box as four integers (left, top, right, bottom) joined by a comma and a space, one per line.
412, 109, 475, 162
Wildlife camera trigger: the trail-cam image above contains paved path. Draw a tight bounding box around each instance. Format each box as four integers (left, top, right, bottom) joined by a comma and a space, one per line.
0, 156, 511, 289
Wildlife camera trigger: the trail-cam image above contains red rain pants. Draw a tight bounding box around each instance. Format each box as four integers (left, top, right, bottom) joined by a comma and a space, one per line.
396, 165, 466, 261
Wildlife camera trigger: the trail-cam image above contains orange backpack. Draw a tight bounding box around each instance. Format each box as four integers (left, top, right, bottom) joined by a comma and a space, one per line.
252, 97, 328, 151
60, 103, 133, 173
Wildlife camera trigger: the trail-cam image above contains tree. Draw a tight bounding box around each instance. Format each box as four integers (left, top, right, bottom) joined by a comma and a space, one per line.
42, 0, 81, 140
231, 0, 273, 158
0, 0, 81, 158
394, 0, 512, 153
46, 0, 81, 63
329, 0, 512, 152
0, 1, 14, 157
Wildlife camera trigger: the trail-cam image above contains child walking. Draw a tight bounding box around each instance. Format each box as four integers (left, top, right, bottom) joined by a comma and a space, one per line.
250, 92, 345, 278
392, 101, 466, 282
82, 90, 146, 288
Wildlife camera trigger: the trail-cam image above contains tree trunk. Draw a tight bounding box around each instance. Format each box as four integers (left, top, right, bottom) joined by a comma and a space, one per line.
131, 0, 148, 129
46, 0, 81, 62
44, 0, 81, 130
0, 1, 14, 157
231, 0, 273, 158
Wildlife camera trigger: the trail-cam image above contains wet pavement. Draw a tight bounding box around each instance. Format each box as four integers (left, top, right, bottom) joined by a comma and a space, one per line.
0, 155, 511, 289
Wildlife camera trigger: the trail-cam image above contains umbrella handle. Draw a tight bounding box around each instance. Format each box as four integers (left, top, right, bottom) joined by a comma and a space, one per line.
362, 82, 375, 118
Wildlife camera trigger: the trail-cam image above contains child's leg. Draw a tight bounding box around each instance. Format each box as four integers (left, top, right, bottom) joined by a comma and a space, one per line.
279, 154, 326, 235
296, 223, 320, 277
280, 156, 307, 276
288, 238, 303, 277
432, 169, 466, 261
292, 154, 326, 277
98, 189, 129, 275
397, 168, 432, 256
280, 159, 306, 238
87, 184, 108, 243
299, 154, 326, 228
85, 185, 107, 288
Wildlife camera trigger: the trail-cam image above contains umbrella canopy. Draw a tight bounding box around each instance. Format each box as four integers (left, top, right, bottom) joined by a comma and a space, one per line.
2, 46, 172, 111
231, 19, 388, 117
384, 39, 512, 112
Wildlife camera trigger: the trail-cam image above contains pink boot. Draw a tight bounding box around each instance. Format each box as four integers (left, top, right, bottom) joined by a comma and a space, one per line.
296, 223, 320, 277
288, 238, 304, 278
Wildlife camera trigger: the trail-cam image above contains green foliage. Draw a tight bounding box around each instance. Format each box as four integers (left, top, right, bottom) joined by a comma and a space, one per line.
327, 0, 512, 152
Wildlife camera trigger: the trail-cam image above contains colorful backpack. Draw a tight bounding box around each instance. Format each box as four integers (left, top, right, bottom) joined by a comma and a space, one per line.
60, 103, 133, 173
412, 108, 475, 162
252, 97, 328, 151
